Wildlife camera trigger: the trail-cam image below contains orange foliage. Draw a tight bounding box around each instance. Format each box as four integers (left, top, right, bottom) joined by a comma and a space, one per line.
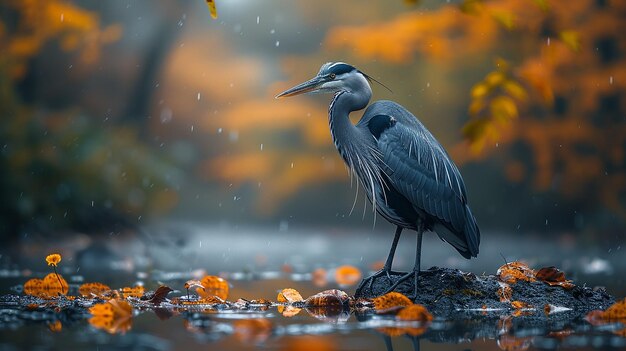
23, 273, 69, 297
496, 282, 513, 303
496, 262, 536, 284
45, 254, 61, 267
277, 305, 302, 317
277, 288, 304, 303
88, 299, 133, 334
497, 334, 531, 351
396, 304, 433, 322
372, 292, 413, 313
47, 320, 62, 332
120, 286, 144, 298
511, 300, 533, 309
334, 265, 362, 286
79, 282, 112, 298
312, 268, 328, 287
196, 276, 229, 300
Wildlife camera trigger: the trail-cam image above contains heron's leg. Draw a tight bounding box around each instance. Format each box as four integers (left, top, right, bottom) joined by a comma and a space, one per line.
384, 223, 424, 299
356, 227, 403, 293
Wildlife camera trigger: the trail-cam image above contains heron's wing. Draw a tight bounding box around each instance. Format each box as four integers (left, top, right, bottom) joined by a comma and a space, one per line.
368, 112, 479, 257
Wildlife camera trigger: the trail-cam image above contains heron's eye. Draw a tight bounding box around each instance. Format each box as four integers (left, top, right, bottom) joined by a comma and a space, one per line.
329, 73, 336, 79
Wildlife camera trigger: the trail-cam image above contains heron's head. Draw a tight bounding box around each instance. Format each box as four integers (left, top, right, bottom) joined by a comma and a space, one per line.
276, 62, 372, 99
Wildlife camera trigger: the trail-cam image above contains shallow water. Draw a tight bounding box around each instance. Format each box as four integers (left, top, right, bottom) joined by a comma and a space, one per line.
0, 224, 624, 350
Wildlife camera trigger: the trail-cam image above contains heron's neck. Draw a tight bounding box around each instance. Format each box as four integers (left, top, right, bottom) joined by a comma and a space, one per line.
328, 90, 370, 161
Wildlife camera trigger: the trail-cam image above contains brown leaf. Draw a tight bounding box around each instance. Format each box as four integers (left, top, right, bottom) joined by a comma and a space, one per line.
535, 266, 575, 289
304, 289, 349, 307
396, 304, 433, 322
277, 305, 301, 317
120, 286, 144, 298
497, 334, 532, 351
88, 299, 133, 334
148, 286, 173, 305
184, 279, 204, 291
277, 288, 304, 303
373, 292, 412, 313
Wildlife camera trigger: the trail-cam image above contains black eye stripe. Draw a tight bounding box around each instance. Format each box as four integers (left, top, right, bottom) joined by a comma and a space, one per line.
328, 63, 355, 75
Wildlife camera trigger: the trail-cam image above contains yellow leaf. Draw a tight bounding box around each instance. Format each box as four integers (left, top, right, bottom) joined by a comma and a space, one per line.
373, 292, 412, 312
559, 31, 580, 52
491, 11, 515, 30
79, 282, 112, 298
490, 96, 518, 123
503, 80, 528, 101
197, 276, 229, 300
206, 0, 218, 19
485, 72, 505, 87
471, 83, 490, 99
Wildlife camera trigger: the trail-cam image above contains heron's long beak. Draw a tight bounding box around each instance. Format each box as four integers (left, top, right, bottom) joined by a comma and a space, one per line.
275, 76, 324, 99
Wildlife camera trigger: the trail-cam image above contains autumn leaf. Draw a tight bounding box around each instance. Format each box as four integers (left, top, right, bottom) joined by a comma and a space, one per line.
277, 305, 302, 317
372, 292, 412, 313
205, 0, 218, 19
334, 265, 362, 286
304, 289, 350, 307
79, 282, 112, 298
601, 298, 626, 320
497, 334, 532, 351
120, 286, 144, 298
147, 286, 173, 305
47, 320, 62, 332
197, 276, 229, 300
496, 261, 536, 284
312, 268, 328, 287
511, 300, 533, 309
396, 304, 433, 322
535, 266, 574, 289
277, 288, 304, 303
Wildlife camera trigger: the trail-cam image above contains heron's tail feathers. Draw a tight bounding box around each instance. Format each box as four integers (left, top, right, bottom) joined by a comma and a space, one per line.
463, 205, 480, 257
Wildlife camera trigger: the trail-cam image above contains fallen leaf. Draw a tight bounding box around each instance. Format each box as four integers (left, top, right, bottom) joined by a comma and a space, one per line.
42, 273, 68, 296
304, 289, 349, 307
373, 292, 412, 313
535, 266, 574, 289
205, 0, 218, 19
184, 279, 204, 291
334, 265, 362, 286
396, 304, 433, 322
47, 320, 62, 332
120, 286, 144, 298
601, 298, 626, 320
79, 282, 112, 298
197, 276, 229, 300
497, 261, 536, 284
148, 286, 173, 305
277, 288, 303, 303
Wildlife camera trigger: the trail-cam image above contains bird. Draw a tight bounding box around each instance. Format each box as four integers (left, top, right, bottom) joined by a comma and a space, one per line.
276, 62, 480, 298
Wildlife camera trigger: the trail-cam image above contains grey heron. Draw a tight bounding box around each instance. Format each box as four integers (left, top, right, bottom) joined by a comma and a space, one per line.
276, 62, 480, 298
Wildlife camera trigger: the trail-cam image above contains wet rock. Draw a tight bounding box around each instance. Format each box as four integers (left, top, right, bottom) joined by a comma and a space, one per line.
354, 266, 615, 318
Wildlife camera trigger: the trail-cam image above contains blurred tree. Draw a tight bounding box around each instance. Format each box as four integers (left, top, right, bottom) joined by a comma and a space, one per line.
0, 0, 180, 239
302, 0, 626, 229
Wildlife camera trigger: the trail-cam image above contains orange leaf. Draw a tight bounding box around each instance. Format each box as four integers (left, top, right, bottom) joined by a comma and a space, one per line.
42, 273, 69, 296
511, 300, 533, 309
197, 276, 229, 300
396, 304, 433, 322
120, 286, 144, 298
277, 305, 302, 317
601, 298, 626, 320
334, 265, 362, 286
312, 268, 328, 287
497, 261, 536, 284
45, 254, 62, 267
277, 288, 304, 303
373, 292, 412, 313
79, 282, 112, 298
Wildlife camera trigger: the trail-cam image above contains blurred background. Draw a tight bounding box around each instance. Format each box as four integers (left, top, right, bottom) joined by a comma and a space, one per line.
0, 0, 624, 265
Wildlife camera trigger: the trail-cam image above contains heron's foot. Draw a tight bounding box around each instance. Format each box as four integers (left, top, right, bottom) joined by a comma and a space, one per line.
356, 269, 402, 292
384, 270, 419, 300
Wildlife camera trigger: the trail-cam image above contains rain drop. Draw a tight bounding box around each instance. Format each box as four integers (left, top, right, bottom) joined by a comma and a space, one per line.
197, 93, 201, 101
256, 16, 260, 24
275, 41, 280, 47
260, 143, 264, 151
609, 76, 614, 84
